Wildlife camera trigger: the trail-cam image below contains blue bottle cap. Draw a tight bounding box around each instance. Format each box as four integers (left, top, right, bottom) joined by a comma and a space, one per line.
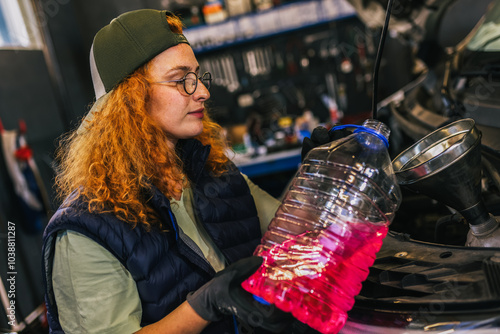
330, 124, 389, 148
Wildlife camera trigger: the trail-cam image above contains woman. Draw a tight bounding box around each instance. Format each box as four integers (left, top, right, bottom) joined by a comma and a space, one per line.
42, 9, 290, 334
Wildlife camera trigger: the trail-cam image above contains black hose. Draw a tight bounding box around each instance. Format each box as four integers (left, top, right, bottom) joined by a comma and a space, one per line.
372, 0, 395, 120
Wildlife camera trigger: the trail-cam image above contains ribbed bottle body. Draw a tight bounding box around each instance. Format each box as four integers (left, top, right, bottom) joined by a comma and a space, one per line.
242, 120, 401, 334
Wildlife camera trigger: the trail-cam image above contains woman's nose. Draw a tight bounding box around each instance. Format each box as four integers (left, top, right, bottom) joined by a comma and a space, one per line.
193, 79, 210, 100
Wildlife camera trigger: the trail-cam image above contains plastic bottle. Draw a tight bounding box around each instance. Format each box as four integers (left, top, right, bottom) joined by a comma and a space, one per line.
242, 119, 402, 334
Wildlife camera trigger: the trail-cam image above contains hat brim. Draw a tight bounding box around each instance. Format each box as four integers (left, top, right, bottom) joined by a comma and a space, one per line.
77, 91, 112, 135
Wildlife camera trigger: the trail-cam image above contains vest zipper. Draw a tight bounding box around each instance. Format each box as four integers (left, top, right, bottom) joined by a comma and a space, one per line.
178, 228, 216, 275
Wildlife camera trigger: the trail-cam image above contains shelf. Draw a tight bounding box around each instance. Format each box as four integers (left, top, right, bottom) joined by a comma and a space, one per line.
183, 0, 356, 54
232, 147, 302, 177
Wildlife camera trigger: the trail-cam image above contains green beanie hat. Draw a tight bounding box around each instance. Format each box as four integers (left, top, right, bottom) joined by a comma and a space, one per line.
90, 9, 189, 99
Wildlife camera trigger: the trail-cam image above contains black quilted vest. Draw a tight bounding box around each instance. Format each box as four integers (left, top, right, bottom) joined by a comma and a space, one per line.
42, 139, 262, 333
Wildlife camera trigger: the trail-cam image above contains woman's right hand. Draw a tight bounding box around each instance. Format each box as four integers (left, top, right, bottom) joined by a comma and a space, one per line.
186, 256, 293, 333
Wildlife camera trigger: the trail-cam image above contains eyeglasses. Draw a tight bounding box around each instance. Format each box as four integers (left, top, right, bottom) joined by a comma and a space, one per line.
152, 72, 212, 95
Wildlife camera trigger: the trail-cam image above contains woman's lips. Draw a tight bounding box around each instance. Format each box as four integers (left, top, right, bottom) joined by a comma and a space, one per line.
188, 109, 204, 119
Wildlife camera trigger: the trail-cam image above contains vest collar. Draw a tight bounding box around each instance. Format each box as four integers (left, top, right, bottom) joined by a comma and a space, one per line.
145, 139, 211, 238
177, 139, 211, 185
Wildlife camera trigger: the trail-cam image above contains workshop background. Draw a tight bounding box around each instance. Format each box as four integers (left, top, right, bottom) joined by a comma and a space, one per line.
0, 0, 489, 332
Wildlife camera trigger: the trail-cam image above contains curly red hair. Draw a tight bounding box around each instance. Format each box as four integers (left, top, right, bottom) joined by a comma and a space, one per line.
55, 14, 230, 230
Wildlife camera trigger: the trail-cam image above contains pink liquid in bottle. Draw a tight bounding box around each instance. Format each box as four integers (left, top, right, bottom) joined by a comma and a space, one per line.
242, 218, 389, 334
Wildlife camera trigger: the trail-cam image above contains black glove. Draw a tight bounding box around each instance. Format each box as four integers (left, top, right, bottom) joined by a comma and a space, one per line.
301, 125, 353, 161
288, 319, 323, 334
186, 256, 293, 333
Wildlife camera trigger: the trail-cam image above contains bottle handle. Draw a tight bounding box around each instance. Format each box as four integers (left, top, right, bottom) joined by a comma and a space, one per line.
330, 124, 389, 148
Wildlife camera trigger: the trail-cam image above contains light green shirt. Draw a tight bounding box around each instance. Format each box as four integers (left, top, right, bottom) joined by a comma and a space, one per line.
170, 187, 226, 272
52, 174, 280, 333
